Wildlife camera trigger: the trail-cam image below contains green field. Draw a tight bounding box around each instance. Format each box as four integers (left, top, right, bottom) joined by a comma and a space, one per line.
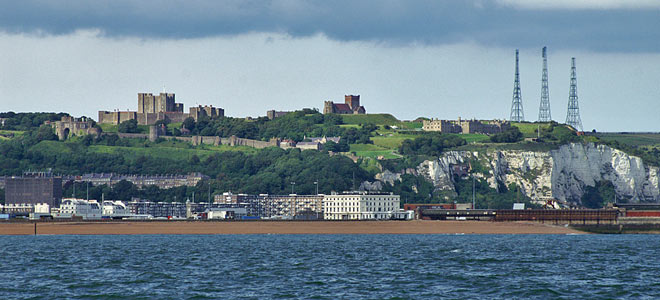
371, 134, 417, 149
401, 122, 423, 129
340, 114, 402, 126
98, 123, 149, 134
595, 133, 660, 146
29, 139, 256, 162
349, 143, 401, 159
511, 122, 554, 138
98, 123, 118, 133
339, 124, 361, 129
0, 130, 25, 140
454, 133, 490, 143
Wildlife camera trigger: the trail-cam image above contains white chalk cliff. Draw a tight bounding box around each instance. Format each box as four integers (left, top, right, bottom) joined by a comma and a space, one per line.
379, 143, 660, 204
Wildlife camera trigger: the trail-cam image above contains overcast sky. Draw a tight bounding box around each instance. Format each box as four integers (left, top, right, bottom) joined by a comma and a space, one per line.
0, 0, 659, 131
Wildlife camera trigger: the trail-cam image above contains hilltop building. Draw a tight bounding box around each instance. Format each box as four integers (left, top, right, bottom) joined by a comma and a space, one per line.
98, 92, 224, 125
323, 95, 366, 114
422, 118, 511, 134
46, 116, 100, 140
266, 110, 291, 120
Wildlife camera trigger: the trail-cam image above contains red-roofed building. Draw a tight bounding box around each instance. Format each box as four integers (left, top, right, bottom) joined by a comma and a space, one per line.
323, 95, 366, 114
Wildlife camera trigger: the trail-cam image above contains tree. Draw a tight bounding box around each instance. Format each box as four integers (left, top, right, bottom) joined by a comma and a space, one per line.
490, 127, 523, 143
34, 125, 58, 142
118, 119, 139, 133
182, 117, 196, 132
399, 134, 466, 157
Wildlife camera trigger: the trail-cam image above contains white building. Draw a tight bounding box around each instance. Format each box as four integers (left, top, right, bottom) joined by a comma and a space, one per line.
323, 192, 404, 220
53, 198, 102, 220
206, 207, 247, 220
102, 200, 131, 219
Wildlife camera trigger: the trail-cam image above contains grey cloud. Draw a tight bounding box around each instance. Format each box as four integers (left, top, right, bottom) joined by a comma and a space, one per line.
0, 0, 658, 52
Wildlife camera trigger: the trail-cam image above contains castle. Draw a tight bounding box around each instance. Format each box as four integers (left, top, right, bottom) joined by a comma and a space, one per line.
98, 93, 224, 125
46, 116, 100, 140
323, 95, 366, 114
422, 117, 511, 134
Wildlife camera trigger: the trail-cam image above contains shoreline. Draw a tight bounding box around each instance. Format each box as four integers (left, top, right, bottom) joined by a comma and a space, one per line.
0, 220, 583, 235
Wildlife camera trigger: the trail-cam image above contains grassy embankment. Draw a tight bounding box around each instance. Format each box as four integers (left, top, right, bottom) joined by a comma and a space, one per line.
0, 130, 25, 140
594, 132, 660, 148
342, 114, 493, 159
30, 139, 255, 162
98, 123, 151, 134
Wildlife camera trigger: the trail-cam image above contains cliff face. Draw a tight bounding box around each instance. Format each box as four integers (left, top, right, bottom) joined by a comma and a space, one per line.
378, 143, 660, 204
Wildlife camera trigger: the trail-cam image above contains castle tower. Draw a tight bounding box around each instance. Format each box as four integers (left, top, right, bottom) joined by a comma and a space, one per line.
510, 49, 524, 122
345, 95, 360, 111
565, 57, 583, 131
538, 46, 552, 122
323, 101, 334, 114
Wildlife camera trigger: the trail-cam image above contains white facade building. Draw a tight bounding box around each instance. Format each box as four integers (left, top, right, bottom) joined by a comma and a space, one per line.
323, 193, 402, 220
102, 200, 130, 218
206, 207, 247, 220
53, 198, 102, 220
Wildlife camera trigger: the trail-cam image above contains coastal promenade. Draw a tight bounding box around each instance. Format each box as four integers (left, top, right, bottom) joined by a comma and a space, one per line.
0, 220, 581, 235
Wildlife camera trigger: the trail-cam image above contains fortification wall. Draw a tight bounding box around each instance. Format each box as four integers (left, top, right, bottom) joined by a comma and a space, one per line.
98, 111, 138, 125
115, 133, 149, 139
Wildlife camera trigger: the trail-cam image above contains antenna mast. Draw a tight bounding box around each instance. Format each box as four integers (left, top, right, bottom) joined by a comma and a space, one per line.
538, 46, 551, 122
566, 58, 583, 131
510, 49, 524, 122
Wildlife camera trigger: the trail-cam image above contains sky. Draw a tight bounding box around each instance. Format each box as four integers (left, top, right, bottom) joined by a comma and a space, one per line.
0, 0, 659, 132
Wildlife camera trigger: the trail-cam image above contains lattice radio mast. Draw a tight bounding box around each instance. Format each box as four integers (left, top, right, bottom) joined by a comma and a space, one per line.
538, 46, 551, 122
510, 49, 524, 122
566, 57, 583, 131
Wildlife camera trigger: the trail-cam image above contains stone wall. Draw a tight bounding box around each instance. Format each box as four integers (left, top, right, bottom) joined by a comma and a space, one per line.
98, 111, 138, 125
49, 116, 100, 140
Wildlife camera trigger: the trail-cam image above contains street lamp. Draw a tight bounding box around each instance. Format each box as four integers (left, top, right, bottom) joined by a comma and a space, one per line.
314, 180, 319, 195
291, 181, 296, 194
472, 175, 476, 210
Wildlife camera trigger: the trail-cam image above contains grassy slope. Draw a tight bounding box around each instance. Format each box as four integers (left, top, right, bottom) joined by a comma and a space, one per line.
511, 122, 554, 138
595, 133, 660, 146
30, 139, 256, 162
98, 123, 149, 134
0, 130, 25, 140
349, 144, 401, 159
341, 114, 402, 126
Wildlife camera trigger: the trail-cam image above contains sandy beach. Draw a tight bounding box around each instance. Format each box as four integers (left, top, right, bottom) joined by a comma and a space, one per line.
0, 220, 582, 235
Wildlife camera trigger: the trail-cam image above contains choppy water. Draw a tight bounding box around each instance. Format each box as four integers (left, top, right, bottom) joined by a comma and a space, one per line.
1, 234, 659, 299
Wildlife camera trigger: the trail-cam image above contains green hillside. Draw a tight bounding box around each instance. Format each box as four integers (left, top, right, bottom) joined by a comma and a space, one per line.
594, 133, 660, 147
341, 114, 402, 126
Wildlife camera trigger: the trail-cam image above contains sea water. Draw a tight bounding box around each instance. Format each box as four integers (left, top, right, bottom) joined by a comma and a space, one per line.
1, 234, 659, 299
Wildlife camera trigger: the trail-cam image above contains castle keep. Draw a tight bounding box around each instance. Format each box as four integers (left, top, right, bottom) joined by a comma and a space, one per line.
98, 93, 224, 125
422, 118, 511, 134
323, 95, 366, 114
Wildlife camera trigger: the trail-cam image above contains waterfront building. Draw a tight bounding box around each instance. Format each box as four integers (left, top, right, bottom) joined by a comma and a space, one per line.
205, 207, 248, 220
126, 199, 187, 218
217, 192, 323, 219
5, 171, 62, 207
101, 201, 130, 218
0, 203, 35, 214
53, 199, 102, 220
323, 192, 402, 220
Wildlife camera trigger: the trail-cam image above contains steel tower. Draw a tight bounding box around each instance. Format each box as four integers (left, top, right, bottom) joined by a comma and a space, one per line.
566, 57, 583, 131
538, 46, 551, 122
510, 49, 524, 122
